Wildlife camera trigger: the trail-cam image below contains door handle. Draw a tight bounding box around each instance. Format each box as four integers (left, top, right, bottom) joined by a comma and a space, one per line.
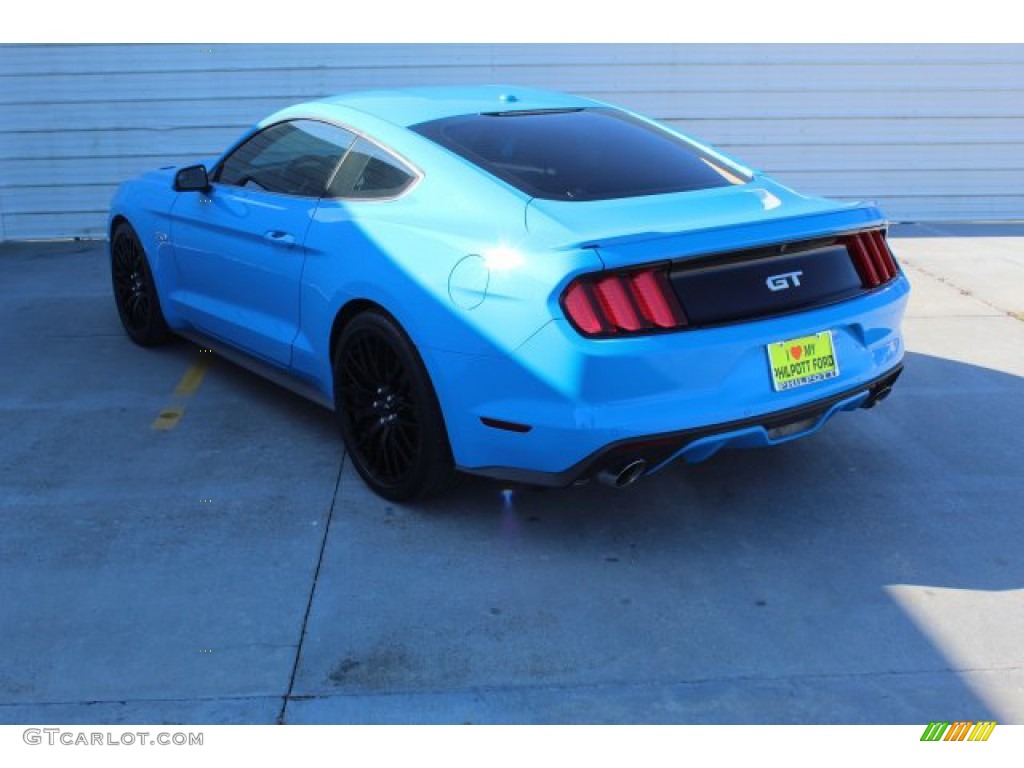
263, 230, 296, 247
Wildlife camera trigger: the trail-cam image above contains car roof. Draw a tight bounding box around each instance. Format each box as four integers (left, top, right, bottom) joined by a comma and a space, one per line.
312, 85, 604, 128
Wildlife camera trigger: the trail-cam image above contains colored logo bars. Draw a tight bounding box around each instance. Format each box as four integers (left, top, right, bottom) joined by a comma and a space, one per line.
920, 721, 996, 742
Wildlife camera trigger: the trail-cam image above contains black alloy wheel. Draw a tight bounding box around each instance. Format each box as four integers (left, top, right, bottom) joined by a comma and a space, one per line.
333, 310, 456, 501
110, 222, 171, 346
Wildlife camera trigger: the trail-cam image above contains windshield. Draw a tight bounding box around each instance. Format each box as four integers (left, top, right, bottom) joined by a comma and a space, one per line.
410, 107, 749, 202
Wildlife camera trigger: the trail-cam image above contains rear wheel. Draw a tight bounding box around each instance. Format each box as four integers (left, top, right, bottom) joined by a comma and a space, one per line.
333, 310, 456, 501
110, 221, 171, 346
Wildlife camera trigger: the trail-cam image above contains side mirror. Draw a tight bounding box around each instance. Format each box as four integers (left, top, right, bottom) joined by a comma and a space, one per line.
173, 164, 210, 192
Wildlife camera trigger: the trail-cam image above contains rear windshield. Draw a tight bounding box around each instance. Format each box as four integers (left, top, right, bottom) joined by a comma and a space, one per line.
410, 107, 748, 202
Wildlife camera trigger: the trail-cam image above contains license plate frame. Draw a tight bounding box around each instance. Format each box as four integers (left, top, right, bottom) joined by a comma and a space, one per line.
766, 330, 839, 392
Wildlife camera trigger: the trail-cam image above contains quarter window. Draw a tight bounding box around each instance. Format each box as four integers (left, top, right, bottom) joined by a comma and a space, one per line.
216, 120, 356, 197
327, 137, 416, 199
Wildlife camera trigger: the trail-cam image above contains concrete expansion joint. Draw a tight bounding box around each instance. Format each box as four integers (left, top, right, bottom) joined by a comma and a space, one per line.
277, 453, 348, 725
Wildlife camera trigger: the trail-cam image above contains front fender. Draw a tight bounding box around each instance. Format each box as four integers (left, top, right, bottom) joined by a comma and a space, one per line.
108, 168, 186, 329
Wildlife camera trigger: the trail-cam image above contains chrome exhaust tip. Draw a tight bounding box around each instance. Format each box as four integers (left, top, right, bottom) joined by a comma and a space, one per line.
596, 459, 648, 489
864, 384, 893, 409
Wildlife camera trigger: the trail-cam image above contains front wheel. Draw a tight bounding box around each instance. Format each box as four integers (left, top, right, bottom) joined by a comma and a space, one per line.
333, 310, 457, 501
110, 221, 171, 346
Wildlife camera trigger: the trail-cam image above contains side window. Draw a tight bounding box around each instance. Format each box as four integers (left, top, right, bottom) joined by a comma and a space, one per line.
327, 137, 416, 199
215, 120, 356, 197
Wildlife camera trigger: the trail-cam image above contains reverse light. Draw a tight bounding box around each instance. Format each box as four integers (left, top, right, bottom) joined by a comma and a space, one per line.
561, 267, 687, 337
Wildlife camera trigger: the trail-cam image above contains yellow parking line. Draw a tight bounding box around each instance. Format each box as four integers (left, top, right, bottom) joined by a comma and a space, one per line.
173, 356, 209, 397
151, 405, 186, 431
151, 355, 210, 431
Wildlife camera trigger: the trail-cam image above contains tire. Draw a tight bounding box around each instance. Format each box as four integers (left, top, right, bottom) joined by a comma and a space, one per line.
332, 310, 457, 501
110, 221, 172, 347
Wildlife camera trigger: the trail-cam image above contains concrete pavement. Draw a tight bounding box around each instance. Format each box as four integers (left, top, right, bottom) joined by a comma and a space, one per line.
0, 223, 1022, 723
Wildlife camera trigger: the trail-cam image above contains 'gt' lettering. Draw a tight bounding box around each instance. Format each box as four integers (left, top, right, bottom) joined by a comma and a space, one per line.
766, 271, 804, 291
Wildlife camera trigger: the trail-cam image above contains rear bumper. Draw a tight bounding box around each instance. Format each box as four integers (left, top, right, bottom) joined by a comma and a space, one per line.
426, 273, 909, 484
467, 364, 903, 487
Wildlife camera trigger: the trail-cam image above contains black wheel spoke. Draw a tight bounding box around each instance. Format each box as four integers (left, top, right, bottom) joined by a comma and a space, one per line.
379, 429, 398, 478
368, 421, 394, 477
113, 240, 133, 273
339, 374, 374, 404
349, 405, 379, 424
347, 341, 373, 385
391, 427, 415, 462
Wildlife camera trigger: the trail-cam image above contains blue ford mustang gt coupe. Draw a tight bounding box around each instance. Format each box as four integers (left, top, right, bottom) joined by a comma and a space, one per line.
109, 85, 909, 500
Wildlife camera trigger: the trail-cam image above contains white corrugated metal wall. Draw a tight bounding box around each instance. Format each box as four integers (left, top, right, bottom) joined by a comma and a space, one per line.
1, 43, 1022, 240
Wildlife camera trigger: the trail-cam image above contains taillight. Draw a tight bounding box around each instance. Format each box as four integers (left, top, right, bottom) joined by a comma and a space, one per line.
561, 267, 687, 337
844, 230, 899, 288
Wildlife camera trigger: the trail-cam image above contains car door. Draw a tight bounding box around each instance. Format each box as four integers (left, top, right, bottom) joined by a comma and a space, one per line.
168, 119, 356, 366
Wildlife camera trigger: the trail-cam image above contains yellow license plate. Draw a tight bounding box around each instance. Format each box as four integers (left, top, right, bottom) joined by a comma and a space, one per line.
766, 331, 839, 392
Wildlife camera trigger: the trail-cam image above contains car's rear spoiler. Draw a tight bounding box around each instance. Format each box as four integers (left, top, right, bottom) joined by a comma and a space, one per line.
525, 178, 887, 270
